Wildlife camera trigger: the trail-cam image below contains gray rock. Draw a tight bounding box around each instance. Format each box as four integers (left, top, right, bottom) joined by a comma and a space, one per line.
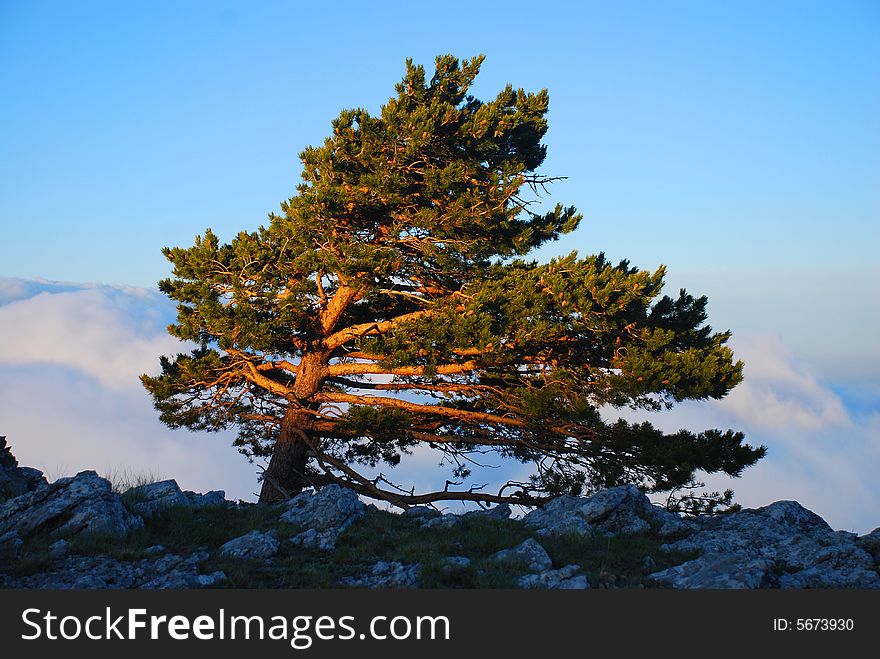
142, 568, 226, 589
49, 539, 70, 558
197, 571, 227, 587
127, 480, 191, 517
0, 436, 46, 501
779, 565, 880, 589
650, 554, 777, 589
340, 561, 422, 588
523, 495, 594, 537
185, 490, 227, 508
144, 544, 166, 555
280, 484, 366, 532
518, 565, 590, 589
654, 500, 880, 589
439, 556, 472, 574
0, 551, 222, 589
657, 515, 699, 538
402, 506, 441, 520
127, 480, 229, 517
464, 504, 512, 520
526, 486, 686, 539
290, 528, 339, 551
420, 514, 462, 529
578, 485, 672, 535
279, 485, 367, 550
219, 530, 279, 560
490, 538, 553, 573
0, 530, 22, 554
0, 437, 16, 471
857, 528, 880, 563
0, 471, 143, 538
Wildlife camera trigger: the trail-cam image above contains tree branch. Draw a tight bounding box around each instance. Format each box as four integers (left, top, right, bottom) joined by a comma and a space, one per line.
323, 309, 434, 350
325, 360, 480, 377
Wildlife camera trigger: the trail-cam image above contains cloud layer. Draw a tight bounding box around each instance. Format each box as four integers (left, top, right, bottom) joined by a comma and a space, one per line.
612, 333, 879, 533
0, 278, 258, 500
0, 278, 876, 532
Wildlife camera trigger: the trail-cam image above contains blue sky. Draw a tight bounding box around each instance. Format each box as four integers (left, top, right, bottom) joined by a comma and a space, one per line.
1, 1, 878, 530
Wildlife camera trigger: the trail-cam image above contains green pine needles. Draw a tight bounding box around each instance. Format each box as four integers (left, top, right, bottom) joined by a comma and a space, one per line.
142, 55, 765, 508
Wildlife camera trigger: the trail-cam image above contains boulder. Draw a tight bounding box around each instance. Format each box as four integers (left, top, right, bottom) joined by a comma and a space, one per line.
649, 554, 777, 589
579, 485, 683, 536
280, 484, 366, 530
650, 501, 880, 589
186, 489, 228, 508
518, 565, 590, 589
280, 484, 366, 550
524, 486, 680, 538
523, 495, 594, 537
290, 528, 339, 551
464, 504, 512, 520
219, 530, 279, 560
402, 506, 441, 520
0, 471, 143, 539
490, 538, 553, 573
0, 436, 45, 501
420, 514, 462, 530
127, 480, 190, 517
127, 479, 229, 517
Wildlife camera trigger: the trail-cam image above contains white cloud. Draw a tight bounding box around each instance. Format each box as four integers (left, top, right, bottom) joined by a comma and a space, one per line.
609, 334, 879, 533
0, 362, 258, 501
0, 280, 181, 389
719, 334, 851, 432
0, 278, 258, 501
0, 279, 876, 533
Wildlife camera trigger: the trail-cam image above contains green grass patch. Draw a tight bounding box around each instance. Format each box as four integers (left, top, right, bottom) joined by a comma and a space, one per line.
5, 504, 698, 589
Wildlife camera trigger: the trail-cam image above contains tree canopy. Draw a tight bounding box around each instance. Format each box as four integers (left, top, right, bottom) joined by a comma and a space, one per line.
142, 55, 765, 508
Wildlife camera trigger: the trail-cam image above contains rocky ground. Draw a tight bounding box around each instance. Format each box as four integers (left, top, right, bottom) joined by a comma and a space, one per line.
1, 436, 878, 589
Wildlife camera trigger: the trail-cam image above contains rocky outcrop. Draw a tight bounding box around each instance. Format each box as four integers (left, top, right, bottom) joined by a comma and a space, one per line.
488, 538, 589, 589
0, 530, 23, 553
0, 551, 226, 589
127, 479, 228, 517
401, 506, 441, 520
523, 485, 691, 538
0, 438, 876, 590
418, 503, 511, 529
858, 528, 880, 563
0, 470, 143, 539
282, 484, 366, 550
522, 495, 593, 537
648, 501, 880, 589
0, 436, 45, 501
465, 503, 512, 520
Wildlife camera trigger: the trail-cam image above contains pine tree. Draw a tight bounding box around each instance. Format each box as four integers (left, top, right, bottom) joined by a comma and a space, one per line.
142, 55, 765, 507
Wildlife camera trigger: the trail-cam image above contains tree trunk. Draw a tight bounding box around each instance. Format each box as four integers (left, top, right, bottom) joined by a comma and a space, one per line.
258, 351, 327, 503
258, 407, 312, 503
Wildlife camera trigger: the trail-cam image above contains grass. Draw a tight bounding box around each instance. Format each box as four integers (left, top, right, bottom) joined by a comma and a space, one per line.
102, 467, 165, 494
4, 502, 697, 589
